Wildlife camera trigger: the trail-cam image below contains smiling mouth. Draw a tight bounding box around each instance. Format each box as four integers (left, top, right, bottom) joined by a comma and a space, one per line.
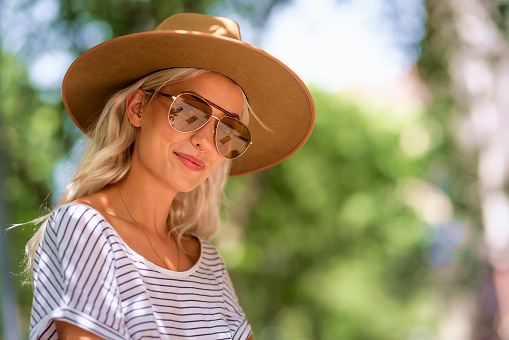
174, 152, 205, 172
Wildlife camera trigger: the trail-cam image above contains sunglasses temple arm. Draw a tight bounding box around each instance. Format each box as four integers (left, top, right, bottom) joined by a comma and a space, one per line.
157, 92, 176, 100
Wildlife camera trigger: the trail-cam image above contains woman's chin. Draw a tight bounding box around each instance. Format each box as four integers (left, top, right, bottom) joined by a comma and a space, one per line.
169, 176, 206, 193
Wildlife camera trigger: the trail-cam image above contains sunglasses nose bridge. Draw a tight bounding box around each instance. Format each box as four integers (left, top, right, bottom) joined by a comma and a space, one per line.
190, 112, 218, 145
208, 113, 222, 131
209, 113, 221, 122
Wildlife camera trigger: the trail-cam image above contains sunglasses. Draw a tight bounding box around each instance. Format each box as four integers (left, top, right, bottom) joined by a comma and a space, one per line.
157, 92, 252, 159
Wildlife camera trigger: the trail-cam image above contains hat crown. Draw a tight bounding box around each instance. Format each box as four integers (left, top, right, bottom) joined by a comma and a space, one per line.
155, 13, 242, 41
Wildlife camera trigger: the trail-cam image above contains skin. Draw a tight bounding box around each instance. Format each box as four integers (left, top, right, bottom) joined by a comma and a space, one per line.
55, 72, 253, 340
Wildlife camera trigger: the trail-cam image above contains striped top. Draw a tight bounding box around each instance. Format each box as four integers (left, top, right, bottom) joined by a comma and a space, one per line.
30, 203, 252, 340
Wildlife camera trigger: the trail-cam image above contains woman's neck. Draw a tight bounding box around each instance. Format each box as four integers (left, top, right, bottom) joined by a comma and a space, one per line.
114, 167, 177, 239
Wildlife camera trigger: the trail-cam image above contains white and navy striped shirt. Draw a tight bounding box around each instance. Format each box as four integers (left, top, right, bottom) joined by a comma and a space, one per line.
30, 203, 252, 340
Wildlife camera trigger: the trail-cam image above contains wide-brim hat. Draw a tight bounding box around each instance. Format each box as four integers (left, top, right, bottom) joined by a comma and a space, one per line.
62, 13, 315, 176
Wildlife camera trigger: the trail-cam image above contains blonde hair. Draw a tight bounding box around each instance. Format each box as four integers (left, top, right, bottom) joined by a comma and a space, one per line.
24, 67, 252, 282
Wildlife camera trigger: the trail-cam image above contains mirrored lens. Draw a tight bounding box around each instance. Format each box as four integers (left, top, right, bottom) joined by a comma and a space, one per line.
169, 94, 212, 132
216, 117, 251, 159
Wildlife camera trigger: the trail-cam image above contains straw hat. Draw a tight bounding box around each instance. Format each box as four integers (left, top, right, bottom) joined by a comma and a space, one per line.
62, 13, 315, 176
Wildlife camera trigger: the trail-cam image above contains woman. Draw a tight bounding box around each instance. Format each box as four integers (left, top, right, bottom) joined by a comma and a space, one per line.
26, 13, 315, 340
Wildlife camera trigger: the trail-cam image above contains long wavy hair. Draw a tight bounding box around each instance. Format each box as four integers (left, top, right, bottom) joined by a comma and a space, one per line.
24, 67, 253, 282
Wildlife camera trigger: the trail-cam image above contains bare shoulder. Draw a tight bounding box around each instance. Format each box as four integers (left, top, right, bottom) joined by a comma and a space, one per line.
71, 186, 127, 232
72, 186, 114, 214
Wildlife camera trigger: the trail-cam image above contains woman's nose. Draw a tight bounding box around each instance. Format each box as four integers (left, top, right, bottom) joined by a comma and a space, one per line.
190, 116, 218, 151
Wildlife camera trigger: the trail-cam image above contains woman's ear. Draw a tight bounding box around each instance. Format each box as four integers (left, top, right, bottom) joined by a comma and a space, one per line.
125, 89, 145, 127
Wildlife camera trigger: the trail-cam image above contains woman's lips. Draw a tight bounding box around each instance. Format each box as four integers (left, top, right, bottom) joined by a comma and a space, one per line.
174, 152, 205, 172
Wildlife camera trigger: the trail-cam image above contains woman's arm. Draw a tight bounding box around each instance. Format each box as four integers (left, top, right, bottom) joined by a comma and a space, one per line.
55, 321, 106, 340
56, 320, 252, 339
57, 320, 251, 340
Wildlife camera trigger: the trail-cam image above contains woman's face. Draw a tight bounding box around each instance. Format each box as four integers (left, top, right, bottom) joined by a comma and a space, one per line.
132, 72, 245, 193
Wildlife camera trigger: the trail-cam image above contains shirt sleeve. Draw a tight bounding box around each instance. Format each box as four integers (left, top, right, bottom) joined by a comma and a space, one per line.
222, 267, 252, 340
30, 204, 127, 340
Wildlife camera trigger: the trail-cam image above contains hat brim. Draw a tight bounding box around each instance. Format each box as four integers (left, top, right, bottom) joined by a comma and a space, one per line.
62, 30, 315, 176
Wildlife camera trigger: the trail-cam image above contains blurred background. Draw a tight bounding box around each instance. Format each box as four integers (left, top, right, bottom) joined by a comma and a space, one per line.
1, 0, 509, 339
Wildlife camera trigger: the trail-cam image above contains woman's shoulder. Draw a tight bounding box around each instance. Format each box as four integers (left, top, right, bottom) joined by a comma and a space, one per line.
48, 193, 115, 241
49, 202, 108, 234
39, 203, 118, 263
52, 187, 114, 225
51, 202, 103, 221
199, 238, 218, 253
71, 187, 111, 214
198, 239, 227, 266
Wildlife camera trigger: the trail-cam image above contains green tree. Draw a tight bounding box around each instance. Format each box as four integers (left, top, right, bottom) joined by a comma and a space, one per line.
218, 88, 446, 339
418, 0, 509, 337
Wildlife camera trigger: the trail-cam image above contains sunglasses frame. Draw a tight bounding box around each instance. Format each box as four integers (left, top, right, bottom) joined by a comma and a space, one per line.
157, 91, 252, 159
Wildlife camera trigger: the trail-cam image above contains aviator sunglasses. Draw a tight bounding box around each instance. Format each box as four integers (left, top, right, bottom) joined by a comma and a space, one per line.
157, 92, 252, 159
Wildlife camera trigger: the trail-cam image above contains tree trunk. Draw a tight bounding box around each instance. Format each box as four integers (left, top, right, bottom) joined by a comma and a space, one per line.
428, 0, 509, 337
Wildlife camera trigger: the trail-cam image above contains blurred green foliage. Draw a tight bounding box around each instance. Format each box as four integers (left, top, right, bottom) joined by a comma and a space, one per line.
0, 0, 493, 339
219, 90, 444, 339
1, 50, 70, 338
